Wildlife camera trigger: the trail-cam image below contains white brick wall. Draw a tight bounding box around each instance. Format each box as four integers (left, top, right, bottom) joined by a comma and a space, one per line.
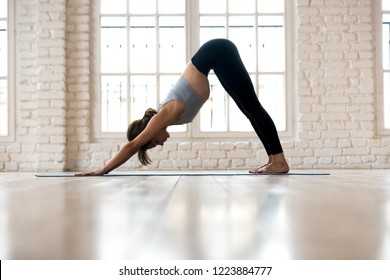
0, 0, 389, 171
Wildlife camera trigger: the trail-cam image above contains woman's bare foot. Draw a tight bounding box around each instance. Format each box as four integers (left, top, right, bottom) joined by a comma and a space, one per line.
249, 156, 272, 173
249, 162, 270, 173
249, 153, 289, 174
251, 161, 289, 173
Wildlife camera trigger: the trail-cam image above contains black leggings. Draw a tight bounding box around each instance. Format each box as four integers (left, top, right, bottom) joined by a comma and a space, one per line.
191, 38, 283, 156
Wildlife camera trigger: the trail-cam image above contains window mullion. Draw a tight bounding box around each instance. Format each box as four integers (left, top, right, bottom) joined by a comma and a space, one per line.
126, 5, 131, 126
189, 0, 199, 138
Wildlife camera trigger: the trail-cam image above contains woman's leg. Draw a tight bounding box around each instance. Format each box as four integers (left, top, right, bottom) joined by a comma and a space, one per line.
192, 39, 289, 173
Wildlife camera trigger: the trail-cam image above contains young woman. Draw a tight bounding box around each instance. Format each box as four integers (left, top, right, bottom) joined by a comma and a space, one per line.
78, 39, 289, 175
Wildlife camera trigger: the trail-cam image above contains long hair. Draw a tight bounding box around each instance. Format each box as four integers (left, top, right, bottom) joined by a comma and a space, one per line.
127, 108, 157, 165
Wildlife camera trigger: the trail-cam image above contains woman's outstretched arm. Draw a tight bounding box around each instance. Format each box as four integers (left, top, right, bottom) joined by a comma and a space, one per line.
76, 103, 182, 176
76, 141, 141, 176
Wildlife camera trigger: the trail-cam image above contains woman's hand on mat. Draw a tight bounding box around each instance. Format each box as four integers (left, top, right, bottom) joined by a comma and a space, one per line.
75, 168, 107, 176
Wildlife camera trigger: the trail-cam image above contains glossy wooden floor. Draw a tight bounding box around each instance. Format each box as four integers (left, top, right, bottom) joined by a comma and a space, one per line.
0, 170, 389, 260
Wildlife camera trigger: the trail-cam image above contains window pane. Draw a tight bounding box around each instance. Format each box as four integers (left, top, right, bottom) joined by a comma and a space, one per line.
158, 0, 185, 14
229, 0, 255, 13
199, 0, 226, 14
200, 75, 228, 132
101, 17, 127, 73
0, 21, 7, 77
159, 75, 178, 103
101, 0, 126, 14
129, 17, 156, 73
383, 0, 390, 11
258, 74, 285, 131
0, 1, 7, 137
130, 75, 157, 121
0, 0, 7, 18
383, 15, 390, 70
384, 73, 390, 128
160, 75, 186, 132
129, 0, 156, 14
101, 76, 128, 132
258, 0, 284, 13
159, 16, 185, 73
200, 16, 226, 45
229, 16, 256, 72
258, 16, 285, 72
0, 79, 7, 136
229, 101, 252, 131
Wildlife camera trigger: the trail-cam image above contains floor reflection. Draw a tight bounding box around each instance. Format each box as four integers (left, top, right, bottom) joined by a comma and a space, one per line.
1, 171, 390, 259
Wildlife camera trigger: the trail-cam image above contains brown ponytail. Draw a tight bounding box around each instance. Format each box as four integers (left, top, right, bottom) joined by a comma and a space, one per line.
127, 108, 158, 165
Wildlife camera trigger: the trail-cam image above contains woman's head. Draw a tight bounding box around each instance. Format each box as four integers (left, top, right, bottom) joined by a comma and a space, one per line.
127, 108, 170, 165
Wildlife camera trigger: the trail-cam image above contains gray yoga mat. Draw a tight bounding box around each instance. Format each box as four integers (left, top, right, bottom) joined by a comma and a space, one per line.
35, 171, 330, 177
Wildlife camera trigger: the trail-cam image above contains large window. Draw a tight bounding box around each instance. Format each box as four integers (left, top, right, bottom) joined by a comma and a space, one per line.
0, 0, 9, 137
96, 0, 290, 138
0, 0, 13, 141
381, 1, 390, 130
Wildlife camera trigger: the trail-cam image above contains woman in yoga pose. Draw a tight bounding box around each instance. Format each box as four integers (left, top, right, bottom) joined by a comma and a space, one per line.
78, 39, 289, 175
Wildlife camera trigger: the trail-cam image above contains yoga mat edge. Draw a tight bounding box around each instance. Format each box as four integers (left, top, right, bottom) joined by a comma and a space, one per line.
35, 171, 330, 177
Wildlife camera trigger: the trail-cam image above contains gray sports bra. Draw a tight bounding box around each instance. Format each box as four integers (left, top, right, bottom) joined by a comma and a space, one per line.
158, 76, 206, 125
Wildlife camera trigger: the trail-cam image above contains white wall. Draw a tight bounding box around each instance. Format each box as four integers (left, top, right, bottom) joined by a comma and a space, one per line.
0, 0, 389, 171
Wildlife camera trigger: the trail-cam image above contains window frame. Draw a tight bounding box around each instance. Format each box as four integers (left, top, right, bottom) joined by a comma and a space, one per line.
0, 0, 15, 142
93, 0, 294, 140
376, 0, 390, 135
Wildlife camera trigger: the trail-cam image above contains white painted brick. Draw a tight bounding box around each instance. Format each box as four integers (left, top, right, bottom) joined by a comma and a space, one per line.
315, 148, 343, 157
326, 104, 346, 112
38, 135, 50, 144
323, 130, 350, 139
5, 162, 19, 171
326, 122, 345, 130
199, 151, 226, 159
206, 143, 220, 150
50, 136, 66, 144
172, 150, 197, 160
299, 131, 322, 140
309, 141, 325, 149
303, 156, 318, 165
37, 162, 65, 171
203, 159, 218, 168
228, 150, 252, 159
173, 160, 188, 169
245, 159, 259, 168
220, 142, 235, 150
235, 142, 251, 149
300, 113, 321, 122
21, 144, 36, 153
372, 147, 390, 156
37, 144, 65, 153
38, 3, 65, 12
6, 145, 21, 153
296, 0, 311, 7
178, 142, 191, 150
189, 159, 202, 169
159, 160, 173, 169
162, 142, 177, 152
37, 153, 51, 161
150, 151, 169, 160
322, 113, 350, 121
231, 159, 245, 168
